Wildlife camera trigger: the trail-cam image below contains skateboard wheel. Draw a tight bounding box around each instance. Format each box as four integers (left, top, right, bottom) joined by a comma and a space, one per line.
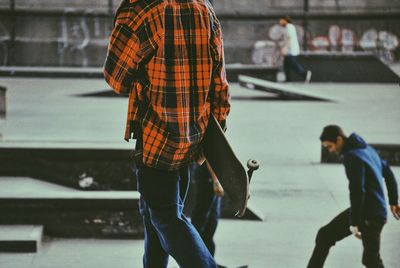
247, 159, 260, 170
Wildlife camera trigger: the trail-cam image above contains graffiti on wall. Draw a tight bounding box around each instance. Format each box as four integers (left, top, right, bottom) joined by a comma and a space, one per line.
252, 24, 400, 66
311, 25, 399, 63
252, 24, 305, 67
0, 9, 111, 67
359, 29, 399, 63
57, 8, 107, 67
2, 12, 400, 67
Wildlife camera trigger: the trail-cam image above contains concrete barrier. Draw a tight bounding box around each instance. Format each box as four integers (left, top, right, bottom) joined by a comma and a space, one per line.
0, 225, 43, 253
0, 145, 263, 222
0, 189, 143, 239
0, 86, 6, 118
295, 52, 400, 83
0, 65, 279, 82
321, 144, 400, 166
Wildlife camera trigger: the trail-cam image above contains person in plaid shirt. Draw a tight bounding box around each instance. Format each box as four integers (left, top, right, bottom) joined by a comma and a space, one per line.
104, 0, 230, 267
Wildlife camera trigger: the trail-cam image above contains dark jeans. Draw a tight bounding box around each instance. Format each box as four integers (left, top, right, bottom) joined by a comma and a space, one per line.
137, 165, 217, 268
307, 208, 386, 268
190, 162, 221, 256
283, 55, 307, 81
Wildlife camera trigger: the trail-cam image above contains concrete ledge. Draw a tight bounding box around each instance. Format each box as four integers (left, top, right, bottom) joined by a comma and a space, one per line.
0, 225, 43, 253
0, 146, 136, 190
0, 145, 263, 223
226, 64, 278, 82
0, 65, 278, 82
0, 185, 143, 239
296, 52, 400, 83
0, 66, 104, 79
0, 85, 6, 118
321, 144, 400, 166
4, 55, 396, 83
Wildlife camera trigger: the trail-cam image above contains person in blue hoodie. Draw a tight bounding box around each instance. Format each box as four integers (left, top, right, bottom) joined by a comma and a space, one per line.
307, 125, 400, 268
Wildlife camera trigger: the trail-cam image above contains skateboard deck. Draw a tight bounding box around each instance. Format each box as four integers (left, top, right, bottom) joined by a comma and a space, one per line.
202, 115, 255, 217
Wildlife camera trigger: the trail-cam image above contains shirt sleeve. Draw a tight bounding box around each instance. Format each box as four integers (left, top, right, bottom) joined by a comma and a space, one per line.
382, 159, 399, 205
344, 155, 366, 226
209, 14, 231, 130
104, 23, 143, 95
281, 29, 290, 55
287, 25, 296, 41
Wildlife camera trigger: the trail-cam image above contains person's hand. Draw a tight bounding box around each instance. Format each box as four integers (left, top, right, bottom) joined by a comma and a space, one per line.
213, 180, 224, 197
194, 149, 206, 165
390, 204, 400, 220
349, 226, 362, 239
203, 160, 224, 196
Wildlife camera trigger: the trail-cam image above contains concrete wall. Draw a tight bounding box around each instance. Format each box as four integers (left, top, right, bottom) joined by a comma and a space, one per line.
3, 0, 400, 11
214, 0, 400, 14
4, 0, 114, 11
222, 18, 400, 64
0, 0, 399, 66
0, 13, 112, 67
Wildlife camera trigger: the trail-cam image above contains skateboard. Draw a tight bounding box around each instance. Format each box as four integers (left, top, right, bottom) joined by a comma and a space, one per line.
201, 114, 259, 217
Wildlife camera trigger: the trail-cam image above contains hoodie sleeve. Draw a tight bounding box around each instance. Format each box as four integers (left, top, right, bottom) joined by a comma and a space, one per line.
344, 154, 366, 226
381, 159, 399, 205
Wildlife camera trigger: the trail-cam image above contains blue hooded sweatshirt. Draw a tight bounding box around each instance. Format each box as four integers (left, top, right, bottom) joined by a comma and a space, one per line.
342, 133, 398, 226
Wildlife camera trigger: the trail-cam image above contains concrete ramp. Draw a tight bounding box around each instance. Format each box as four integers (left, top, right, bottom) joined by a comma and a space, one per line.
0, 225, 43, 253
238, 75, 332, 101
297, 52, 400, 83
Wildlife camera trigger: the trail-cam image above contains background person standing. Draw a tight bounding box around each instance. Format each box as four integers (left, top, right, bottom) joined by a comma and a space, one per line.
279, 16, 312, 83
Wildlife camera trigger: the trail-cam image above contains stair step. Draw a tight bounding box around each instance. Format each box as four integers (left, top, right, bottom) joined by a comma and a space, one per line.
0, 225, 43, 253
0, 177, 139, 210
0, 176, 262, 238
0, 177, 142, 239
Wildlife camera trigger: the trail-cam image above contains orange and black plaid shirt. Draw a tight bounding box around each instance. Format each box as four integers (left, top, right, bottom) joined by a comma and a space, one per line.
104, 0, 230, 170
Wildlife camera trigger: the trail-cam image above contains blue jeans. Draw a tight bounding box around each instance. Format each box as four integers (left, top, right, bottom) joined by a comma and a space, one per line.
190, 162, 221, 256
137, 164, 217, 268
283, 55, 307, 81
307, 208, 385, 268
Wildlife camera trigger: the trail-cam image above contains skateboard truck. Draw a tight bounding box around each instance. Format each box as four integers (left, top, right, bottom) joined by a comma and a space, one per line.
242, 159, 260, 208
246, 159, 260, 182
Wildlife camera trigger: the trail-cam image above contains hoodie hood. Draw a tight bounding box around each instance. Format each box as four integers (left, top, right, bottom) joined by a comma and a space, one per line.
342, 133, 367, 153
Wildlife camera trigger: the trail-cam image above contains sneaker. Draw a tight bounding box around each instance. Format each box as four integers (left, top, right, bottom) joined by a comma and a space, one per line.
305, 70, 312, 83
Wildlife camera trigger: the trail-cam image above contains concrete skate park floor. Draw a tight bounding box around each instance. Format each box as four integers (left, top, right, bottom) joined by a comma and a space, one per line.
0, 78, 399, 268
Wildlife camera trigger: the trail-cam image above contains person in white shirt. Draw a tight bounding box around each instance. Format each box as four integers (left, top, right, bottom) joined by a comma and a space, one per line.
279, 16, 312, 83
